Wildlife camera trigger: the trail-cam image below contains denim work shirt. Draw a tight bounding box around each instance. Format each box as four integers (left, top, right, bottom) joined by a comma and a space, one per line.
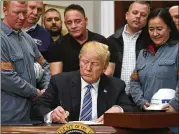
130, 40, 179, 107
1, 21, 50, 122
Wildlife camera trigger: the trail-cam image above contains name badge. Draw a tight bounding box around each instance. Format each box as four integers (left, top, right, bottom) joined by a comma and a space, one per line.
34, 39, 42, 46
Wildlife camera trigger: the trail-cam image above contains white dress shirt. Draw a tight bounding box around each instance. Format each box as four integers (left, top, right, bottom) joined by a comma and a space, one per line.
121, 24, 142, 94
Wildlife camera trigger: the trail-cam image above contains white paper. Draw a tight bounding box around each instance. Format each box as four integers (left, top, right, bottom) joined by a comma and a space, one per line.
69, 121, 103, 125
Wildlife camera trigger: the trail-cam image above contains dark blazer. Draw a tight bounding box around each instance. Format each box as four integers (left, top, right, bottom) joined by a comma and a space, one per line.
31, 71, 138, 121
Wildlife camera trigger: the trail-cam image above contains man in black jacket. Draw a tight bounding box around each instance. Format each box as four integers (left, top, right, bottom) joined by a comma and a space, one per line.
108, 1, 150, 94
31, 41, 137, 123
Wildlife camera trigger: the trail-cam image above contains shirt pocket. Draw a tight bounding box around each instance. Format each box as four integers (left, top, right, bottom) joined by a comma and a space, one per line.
137, 64, 146, 71
10, 54, 24, 74
157, 60, 176, 79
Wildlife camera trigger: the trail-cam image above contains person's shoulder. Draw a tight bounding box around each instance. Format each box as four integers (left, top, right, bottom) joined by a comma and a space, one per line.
36, 24, 51, 36
102, 74, 125, 86
102, 75, 125, 93
51, 71, 80, 84
108, 25, 125, 39
54, 33, 70, 45
109, 76, 125, 86
52, 71, 79, 80
36, 24, 47, 31
168, 39, 179, 46
48, 35, 68, 53
89, 30, 105, 38
22, 31, 36, 42
89, 30, 106, 40
88, 30, 109, 45
1, 33, 8, 48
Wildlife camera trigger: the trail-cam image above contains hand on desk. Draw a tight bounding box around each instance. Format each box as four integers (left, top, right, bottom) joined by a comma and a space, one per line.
96, 106, 123, 123
51, 106, 69, 123
162, 104, 177, 112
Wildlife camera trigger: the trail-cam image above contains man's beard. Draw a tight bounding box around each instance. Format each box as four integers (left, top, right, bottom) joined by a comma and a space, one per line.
48, 27, 62, 37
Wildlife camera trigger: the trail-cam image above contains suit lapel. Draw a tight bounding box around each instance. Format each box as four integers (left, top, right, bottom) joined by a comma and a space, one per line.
70, 71, 81, 120
97, 74, 109, 117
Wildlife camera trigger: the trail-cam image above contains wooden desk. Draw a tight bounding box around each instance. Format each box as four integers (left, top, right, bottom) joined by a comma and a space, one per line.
103, 112, 179, 134
104, 112, 179, 128
1, 124, 172, 134
1, 124, 118, 134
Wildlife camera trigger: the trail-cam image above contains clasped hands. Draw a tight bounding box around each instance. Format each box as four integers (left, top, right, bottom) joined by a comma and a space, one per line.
32, 89, 46, 101
50, 105, 123, 123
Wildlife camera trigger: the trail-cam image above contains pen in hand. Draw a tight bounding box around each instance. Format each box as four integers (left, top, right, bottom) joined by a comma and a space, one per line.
60, 101, 69, 122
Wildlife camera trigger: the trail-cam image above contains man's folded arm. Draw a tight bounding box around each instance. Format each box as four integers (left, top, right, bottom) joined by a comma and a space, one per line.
1, 41, 38, 98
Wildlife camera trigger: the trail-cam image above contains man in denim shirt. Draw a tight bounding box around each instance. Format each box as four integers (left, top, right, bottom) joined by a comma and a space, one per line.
1, 1, 50, 123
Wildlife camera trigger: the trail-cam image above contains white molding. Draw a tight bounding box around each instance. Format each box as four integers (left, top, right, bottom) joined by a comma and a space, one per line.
100, 1, 114, 38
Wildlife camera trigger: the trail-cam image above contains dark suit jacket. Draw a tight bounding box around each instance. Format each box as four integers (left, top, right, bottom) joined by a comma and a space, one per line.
31, 71, 138, 121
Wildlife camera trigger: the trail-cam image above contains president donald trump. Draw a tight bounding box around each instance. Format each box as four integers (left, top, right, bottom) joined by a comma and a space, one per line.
31, 41, 136, 123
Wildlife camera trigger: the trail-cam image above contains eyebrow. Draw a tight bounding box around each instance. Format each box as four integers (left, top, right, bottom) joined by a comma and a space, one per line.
148, 26, 163, 29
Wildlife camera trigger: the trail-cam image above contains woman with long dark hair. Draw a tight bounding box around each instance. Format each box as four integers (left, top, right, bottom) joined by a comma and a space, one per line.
129, 8, 179, 110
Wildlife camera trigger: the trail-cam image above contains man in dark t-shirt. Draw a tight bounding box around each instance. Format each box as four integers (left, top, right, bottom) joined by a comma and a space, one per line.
48, 31, 113, 72
48, 4, 116, 76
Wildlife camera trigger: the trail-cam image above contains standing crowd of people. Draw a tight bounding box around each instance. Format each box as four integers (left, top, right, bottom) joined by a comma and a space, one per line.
1, 1, 179, 133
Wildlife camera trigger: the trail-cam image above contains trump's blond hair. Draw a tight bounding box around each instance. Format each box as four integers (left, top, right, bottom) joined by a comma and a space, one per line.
79, 41, 110, 68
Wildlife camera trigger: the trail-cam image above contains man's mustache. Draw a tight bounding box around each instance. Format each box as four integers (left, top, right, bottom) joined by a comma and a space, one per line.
51, 26, 58, 29
52, 23, 57, 27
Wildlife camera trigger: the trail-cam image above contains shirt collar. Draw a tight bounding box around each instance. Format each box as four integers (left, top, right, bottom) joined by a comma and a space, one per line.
81, 77, 100, 92
1, 20, 22, 36
123, 24, 142, 36
24, 24, 37, 32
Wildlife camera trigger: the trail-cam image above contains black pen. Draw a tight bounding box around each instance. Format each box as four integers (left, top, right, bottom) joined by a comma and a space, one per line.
60, 101, 69, 122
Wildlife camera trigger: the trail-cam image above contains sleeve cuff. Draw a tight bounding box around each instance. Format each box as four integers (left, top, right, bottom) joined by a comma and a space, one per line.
44, 111, 53, 124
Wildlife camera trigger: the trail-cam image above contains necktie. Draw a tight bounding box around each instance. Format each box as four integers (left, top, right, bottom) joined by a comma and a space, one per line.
79, 84, 93, 121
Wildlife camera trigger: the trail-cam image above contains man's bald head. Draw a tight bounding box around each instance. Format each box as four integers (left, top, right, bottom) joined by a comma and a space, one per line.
169, 6, 179, 31
169, 5, 179, 11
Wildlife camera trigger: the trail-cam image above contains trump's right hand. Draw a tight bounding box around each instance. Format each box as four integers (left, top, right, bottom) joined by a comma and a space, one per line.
51, 106, 69, 123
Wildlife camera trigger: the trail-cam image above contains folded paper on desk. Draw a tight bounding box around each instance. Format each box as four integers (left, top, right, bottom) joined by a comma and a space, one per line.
69, 121, 103, 125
